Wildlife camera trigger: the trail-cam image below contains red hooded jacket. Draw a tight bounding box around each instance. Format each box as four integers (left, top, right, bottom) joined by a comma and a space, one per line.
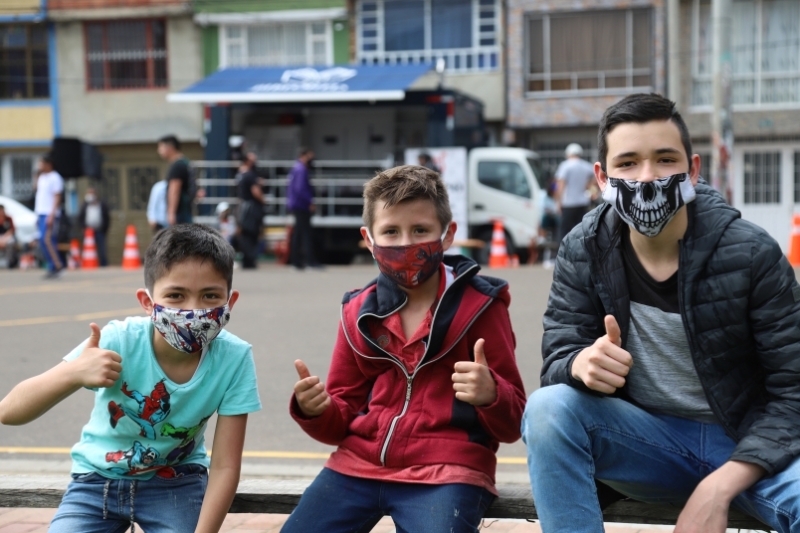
290, 256, 526, 484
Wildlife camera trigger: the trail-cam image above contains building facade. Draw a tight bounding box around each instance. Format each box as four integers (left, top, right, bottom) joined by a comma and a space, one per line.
506, 0, 666, 176
48, 0, 205, 261
676, 0, 800, 251
0, 0, 58, 206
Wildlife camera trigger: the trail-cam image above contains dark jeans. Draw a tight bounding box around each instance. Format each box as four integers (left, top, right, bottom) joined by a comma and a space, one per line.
38, 214, 63, 272
559, 205, 589, 242
239, 230, 260, 269
280, 468, 495, 533
290, 209, 319, 268
92, 229, 108, 267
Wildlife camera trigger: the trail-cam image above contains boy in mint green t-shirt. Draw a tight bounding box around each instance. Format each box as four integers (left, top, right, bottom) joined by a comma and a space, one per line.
0, 224, 261, 533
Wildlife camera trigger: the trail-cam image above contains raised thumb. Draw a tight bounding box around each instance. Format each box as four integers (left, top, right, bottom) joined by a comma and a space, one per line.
294, 359, 311, 380
473, 338, 488, 366
87, 322, 102, 348
604, 315, 621, 347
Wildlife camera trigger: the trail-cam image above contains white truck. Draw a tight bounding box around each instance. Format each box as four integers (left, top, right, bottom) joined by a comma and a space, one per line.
194, 146, 543, 264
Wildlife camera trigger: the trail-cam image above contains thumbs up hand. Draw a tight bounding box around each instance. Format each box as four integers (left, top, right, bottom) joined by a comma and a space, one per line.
452, 339, 497, 406
293, 359, 331, 418
570, 315, 633, 394
71, 323, 123, 389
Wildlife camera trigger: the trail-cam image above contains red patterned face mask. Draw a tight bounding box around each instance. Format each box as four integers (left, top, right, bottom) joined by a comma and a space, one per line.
368, 232, 445, 289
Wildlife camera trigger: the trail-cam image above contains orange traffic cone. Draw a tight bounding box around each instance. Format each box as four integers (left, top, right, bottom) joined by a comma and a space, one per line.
488, 219, 509, 269
81, 228, 99, 269
788, 214, 800, 267
68, 239, 81, 270
122, 225, 142, 270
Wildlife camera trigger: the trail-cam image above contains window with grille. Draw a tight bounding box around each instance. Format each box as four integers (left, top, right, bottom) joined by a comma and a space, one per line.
0, 24, 49, 99
127, 166, 160, 210
743, 151, 781, 204
357, 0, 499, 72
10, 155, 36, 200
526, 9, 652, 95
85, 19, 167, 90
221, 22, 330, 67
93, 167, 121, 210
692, 0, 800, 107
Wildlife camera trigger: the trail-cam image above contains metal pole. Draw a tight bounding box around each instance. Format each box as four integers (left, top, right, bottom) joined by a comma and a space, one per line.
667, 0, 681, 106
711, 0, 733, 203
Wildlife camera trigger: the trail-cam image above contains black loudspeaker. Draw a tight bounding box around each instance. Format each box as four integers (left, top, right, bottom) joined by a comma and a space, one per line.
51, 137, 84, 178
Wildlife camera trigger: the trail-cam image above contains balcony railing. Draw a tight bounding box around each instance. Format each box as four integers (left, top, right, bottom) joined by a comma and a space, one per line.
358, 46, 500, 73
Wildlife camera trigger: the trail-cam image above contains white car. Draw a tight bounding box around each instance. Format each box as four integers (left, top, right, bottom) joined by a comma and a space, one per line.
0, 195, 38, 245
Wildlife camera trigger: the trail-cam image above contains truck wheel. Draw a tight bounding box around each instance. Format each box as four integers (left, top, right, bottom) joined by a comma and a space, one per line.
475, 228, 516, 265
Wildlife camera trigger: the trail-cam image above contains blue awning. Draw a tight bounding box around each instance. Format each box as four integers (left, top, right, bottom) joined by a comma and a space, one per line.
167, 64, 433, 104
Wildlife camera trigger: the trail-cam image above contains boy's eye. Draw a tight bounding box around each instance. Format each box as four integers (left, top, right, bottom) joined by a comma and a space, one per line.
618, 161, 635, 168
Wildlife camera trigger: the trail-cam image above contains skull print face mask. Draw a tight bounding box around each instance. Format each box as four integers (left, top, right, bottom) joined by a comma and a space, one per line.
602, 173, 696, 237
146, 290, 231, 354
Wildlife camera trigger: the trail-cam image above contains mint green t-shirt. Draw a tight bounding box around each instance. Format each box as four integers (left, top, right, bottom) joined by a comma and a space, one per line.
64, 316, 261, 480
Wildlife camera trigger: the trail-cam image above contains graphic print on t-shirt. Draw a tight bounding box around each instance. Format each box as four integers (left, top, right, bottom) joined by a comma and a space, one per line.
108, 380, 172, 439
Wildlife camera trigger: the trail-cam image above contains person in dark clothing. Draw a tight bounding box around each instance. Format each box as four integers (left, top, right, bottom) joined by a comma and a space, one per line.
521, 93, 800, 533
157, 135, 192, 226
286, 148, 321, 270
236, 153, 264, 269
78, 187, 111, 267
0, 205, 16, 269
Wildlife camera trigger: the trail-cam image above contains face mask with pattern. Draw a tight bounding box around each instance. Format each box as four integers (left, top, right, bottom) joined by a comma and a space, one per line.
146, 290, 231, 353
602, 173, 696, 237
367, 229, 447, 289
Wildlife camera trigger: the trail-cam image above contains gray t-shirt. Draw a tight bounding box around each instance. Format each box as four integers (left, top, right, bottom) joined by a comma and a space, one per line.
622, 229, 717, 423
555, 157, 593, 208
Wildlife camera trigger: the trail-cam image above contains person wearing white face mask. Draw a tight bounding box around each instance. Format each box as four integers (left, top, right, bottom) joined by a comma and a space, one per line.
79, 187, 110, 267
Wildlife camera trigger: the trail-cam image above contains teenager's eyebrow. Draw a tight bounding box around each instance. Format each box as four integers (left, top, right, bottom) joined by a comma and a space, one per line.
610, 147, 683, 163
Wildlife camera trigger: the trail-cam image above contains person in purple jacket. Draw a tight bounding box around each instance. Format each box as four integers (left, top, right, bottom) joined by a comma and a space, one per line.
286, 148, 322, 270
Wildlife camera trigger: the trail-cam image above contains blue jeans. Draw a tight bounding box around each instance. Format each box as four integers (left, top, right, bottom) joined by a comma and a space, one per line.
49, 464, 207, 533
280, 468, 495, 533
522, 384, 800, 533
37, 214, 63, 272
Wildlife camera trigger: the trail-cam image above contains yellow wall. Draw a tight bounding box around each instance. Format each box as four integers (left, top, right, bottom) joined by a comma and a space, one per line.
0, 107, 53, 141
3, 0, 41, 14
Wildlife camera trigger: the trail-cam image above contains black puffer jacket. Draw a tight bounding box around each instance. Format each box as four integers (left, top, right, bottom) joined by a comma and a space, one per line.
542, 183, 800, 475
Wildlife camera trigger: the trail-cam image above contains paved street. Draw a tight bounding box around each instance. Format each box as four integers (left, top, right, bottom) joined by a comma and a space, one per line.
0, 263, 784, 533
0, 264, 551, 479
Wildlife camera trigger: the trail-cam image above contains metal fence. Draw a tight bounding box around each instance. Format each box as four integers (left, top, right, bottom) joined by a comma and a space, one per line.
192, 157, 393, 227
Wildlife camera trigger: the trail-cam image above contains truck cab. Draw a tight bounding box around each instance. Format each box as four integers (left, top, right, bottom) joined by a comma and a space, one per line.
468, 147, 543, 264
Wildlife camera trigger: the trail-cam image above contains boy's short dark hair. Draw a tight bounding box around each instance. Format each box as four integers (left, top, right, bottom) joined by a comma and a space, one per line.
363, 165, 452, 232
41, 152, 53, 165
144, 224, 235, 292
598, 93, 693, 173
158, 135, 181, 151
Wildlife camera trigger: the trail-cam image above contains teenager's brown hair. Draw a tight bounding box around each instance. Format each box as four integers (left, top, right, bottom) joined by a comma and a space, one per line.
363, 165, 452, 232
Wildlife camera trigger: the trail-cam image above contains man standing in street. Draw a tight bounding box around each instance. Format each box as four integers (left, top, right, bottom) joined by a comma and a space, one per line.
286, 148, 321, 270
236, 152, 264, 269
78, 187, 110, 267
523, 93, 800, 533
157, 135, 192, 226
555, 143, 594, 241
34, 153, 64, 278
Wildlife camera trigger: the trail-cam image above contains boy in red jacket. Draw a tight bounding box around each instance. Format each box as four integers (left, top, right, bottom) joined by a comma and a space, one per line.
284, 165, 526, 532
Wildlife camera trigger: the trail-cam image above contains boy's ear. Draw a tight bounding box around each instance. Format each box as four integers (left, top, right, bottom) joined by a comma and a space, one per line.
594, 162, 608, 191
441, 221, 456, 252
227, 290, 240, 311
136, 289, 153, 314
360, 226, 373, 254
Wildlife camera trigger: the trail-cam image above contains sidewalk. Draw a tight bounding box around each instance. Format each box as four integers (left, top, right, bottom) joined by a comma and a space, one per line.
0, 507, 679, 533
